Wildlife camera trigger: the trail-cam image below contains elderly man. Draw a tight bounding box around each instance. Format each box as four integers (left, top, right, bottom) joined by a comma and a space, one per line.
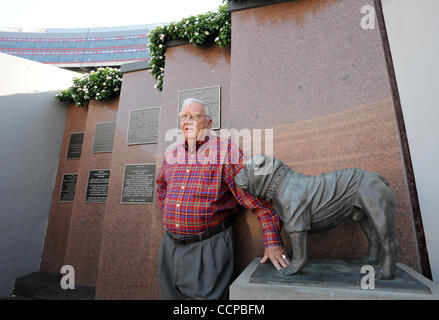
156, 98, 289, 299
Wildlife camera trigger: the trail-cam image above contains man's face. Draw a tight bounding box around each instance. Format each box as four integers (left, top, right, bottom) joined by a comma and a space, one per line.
180, 102, 212, 141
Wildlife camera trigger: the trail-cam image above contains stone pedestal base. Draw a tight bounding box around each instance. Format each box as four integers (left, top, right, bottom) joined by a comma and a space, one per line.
229, 259, 439, 300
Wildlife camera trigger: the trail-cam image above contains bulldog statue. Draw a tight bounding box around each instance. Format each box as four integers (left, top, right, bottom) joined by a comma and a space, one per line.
235, 155, 399, 280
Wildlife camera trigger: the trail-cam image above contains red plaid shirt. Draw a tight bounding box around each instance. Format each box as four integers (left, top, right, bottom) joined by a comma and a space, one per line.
156, 135, 282, 248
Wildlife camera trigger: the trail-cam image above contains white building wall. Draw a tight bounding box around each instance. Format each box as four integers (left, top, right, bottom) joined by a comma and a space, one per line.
382, 0, 439, 282
0, 53, 80, 298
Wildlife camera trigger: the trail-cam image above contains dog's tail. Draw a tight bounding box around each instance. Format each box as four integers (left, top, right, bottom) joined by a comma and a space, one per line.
372, 172, 390, 187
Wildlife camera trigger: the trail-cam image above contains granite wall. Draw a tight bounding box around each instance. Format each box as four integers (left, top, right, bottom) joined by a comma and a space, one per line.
62, 98, 119, 287
95, 67, 161, 299
40, 105, 88, 274
229, 0, 424, 274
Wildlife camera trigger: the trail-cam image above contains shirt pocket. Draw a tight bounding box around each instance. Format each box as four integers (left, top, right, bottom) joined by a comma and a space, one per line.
194, 165, 221, 199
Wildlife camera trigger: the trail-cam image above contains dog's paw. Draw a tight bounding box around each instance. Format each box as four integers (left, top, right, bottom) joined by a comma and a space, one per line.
279, 261, 304, 277
376, 270, 395, 280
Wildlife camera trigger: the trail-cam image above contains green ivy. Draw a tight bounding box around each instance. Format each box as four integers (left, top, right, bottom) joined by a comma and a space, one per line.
55, 67, 122, 107
148, 2, 231, 91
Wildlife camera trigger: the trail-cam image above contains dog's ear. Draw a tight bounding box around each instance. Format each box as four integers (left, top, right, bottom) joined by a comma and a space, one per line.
257, 157, 265, 168
252, 155, 265, 168
255, 156, 275, 177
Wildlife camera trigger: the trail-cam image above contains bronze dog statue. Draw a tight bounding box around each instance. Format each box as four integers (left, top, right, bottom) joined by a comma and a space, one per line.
235, 155, 398, 280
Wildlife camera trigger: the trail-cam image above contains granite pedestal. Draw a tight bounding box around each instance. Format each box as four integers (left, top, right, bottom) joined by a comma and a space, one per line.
229, 258, 439, 300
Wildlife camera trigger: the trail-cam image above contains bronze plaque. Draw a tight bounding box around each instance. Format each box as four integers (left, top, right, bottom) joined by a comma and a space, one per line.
85, 169, 110, 203
127, 107, 160, 145
59, 173, 78, 202
178, 86, 221, 129
67, 132, 84, 159
92, 122, 116, 153
121, 163, 156, 203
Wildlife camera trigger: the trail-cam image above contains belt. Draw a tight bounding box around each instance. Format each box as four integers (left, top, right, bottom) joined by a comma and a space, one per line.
166, 218, 232, 245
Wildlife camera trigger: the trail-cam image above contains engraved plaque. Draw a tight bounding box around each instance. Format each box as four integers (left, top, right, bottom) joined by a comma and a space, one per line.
85, 169, 110, 203
178, 86, 221, 129
92, 122, 116, 153
121, 164, 156, 203
67, 133, 84, 159
59, 173, 78, 202
127, 107, 160, 145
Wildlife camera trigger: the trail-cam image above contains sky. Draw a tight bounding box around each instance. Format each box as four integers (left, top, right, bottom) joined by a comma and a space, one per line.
0, 0, 224, 30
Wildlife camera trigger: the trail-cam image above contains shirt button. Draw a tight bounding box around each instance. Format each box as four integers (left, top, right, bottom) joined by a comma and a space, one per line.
176, 204, 180, 207
186, 169, 190, 173
176, 224, 179, 228
181, 186, 185, 189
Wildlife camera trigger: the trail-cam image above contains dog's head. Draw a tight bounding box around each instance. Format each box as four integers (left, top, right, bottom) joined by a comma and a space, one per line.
235, 155, 282, 198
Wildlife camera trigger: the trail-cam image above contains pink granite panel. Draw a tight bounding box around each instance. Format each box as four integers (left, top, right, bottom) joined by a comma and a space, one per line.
63, 98, 119, 287
230, 0, 422, 274
40, 104, 88, 274
95, 69, 162, 299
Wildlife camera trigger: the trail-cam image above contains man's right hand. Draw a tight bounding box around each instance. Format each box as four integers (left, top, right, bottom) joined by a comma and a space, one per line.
260, 245, 290, 271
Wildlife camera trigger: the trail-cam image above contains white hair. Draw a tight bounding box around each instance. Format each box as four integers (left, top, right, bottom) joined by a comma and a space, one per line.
181, 98, 209, 117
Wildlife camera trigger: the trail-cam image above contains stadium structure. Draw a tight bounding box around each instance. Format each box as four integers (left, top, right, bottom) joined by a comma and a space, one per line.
0, 24, 162, 72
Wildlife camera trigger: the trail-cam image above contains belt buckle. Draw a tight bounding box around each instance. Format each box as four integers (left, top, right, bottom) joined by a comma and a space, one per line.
173, 235, 187, 245
167, 231, 184, 244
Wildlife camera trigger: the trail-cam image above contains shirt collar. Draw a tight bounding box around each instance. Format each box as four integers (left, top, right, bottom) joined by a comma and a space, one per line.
184, 135, 210, 151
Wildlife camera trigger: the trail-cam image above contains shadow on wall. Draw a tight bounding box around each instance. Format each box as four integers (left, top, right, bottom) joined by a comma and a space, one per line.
0, 91, 68, 299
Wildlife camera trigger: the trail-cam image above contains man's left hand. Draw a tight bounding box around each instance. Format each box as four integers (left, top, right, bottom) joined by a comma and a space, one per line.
260, 246, 290, 270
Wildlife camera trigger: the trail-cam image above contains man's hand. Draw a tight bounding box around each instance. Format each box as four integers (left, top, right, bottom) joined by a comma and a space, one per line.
260, 246, 290, 270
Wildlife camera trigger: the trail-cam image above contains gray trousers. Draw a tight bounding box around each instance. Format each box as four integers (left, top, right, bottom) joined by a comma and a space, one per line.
158, 226, 234, 300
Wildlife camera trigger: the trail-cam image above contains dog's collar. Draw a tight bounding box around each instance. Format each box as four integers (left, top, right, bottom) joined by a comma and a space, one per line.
265, 164, 289, 201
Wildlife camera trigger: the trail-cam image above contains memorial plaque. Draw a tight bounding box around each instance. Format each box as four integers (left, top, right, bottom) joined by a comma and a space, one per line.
127, 107, 160, 145
121, 163, 156, 203
178, 86, 221, 129
59, 173, 78, 202
92, 122, 116, 153
67, 133, 84, 159
85, 169, 110, 203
